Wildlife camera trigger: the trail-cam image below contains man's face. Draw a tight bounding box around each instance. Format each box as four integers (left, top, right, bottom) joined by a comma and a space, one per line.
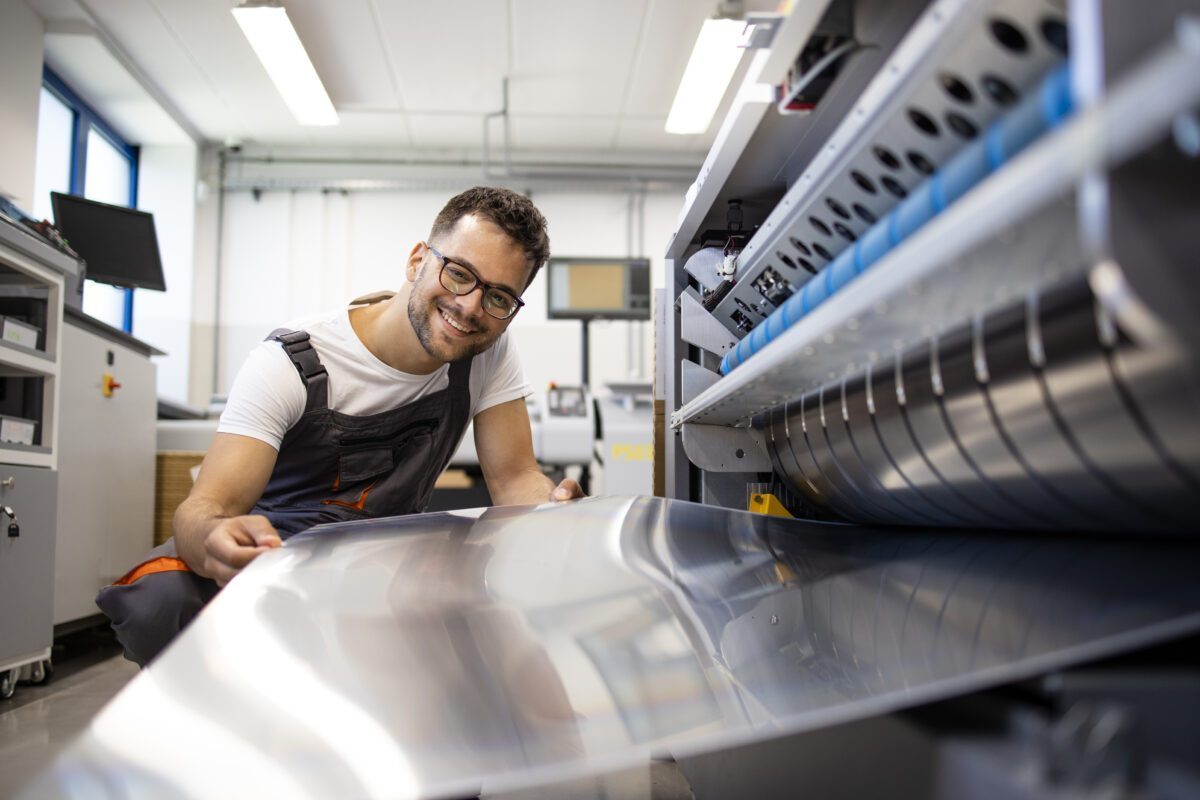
406, 214, 532, 364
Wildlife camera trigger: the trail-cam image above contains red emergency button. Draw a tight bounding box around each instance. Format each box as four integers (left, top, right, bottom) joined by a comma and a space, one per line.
102, 373, 122, 398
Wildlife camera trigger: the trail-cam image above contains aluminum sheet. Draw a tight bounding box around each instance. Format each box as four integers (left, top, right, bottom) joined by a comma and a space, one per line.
23, 496, 1200, 799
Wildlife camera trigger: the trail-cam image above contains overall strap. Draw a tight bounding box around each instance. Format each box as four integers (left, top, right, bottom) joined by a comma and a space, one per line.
446, 355, 473, 392
269, 329, 329, 413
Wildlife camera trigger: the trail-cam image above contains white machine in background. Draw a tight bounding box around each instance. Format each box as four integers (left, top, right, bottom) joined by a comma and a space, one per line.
594, 382, 653, 495
450, 384, 654, 497
448, 386, 595, 470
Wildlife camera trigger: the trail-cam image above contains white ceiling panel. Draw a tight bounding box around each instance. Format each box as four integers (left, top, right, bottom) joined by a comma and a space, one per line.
44, 30, 191, 145
275, 111, 414, 147
143, 0, 300, 139
371, 0, 509, 113
407, 112, 489, 150
509, 0, 646, 115
286, 0, 401, 110
70, 0, 252, 141
25, 0, 724, 165
613, 117, 709, 153
619, 0, 711, 117
510, 115, 620, 152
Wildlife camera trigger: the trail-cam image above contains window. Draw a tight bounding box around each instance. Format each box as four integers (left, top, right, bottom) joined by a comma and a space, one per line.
32, 68, 139, 332
31, 88, 73, 223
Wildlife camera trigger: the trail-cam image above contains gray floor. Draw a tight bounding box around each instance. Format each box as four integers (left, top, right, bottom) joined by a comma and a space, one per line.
0, 653, 139, 798
0, 649, 693, 799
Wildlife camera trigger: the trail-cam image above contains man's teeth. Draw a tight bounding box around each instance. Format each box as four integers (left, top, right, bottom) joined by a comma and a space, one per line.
441, 310, 472, 333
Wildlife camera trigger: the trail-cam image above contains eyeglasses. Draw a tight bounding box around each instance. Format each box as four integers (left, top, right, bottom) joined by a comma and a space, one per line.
425, 243, 525, 320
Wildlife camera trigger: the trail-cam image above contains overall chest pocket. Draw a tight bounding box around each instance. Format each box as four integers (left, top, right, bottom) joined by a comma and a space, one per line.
328, 421, 437, 515
338, 447, 394, 483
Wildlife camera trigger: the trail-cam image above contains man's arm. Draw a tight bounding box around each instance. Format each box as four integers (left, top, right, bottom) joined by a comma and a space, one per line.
474, 398, 584, 505
173, 432, 282, 584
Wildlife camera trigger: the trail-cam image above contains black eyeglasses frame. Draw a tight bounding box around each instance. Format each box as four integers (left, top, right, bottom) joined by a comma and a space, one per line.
425, 243, 525, 320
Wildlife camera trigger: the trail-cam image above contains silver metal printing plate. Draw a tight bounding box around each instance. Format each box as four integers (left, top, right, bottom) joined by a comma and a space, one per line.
23, 496, 1200, 798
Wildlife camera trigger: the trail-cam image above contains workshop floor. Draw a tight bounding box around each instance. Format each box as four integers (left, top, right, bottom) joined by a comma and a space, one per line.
0, 628, 695, 799
0, 630, 136, 798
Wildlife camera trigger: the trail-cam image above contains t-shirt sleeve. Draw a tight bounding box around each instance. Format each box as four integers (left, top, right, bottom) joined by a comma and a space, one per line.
217, 341, 306, 450
473, 333, 532, 416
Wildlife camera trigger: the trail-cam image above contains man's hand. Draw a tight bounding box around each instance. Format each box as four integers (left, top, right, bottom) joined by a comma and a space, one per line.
174, 433, 281, 581
550, 478, 585, 502
200, 515, 282, 586
477, 399, 591, 506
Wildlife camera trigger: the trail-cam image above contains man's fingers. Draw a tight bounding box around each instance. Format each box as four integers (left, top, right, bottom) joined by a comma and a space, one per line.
239, 515, 282, 548
551, 478, 584, 501
208, 533, 267, 571
205, 515, 280, 580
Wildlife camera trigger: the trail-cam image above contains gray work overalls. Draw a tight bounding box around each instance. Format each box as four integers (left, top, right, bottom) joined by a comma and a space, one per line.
97, 324, 474, 666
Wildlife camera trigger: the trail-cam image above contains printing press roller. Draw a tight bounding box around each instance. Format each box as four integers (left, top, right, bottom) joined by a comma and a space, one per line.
763, 275, 1200, 532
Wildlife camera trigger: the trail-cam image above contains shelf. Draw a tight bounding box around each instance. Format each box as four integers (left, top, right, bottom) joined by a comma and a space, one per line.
0, 216, 80, 279
0, 341, 57, 378
671, 30, 1200, 428
0, 444, 53, 469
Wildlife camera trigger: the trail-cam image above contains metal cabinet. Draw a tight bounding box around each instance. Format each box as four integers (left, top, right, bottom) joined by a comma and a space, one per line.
53, 315, 157, 627
0, 219, 73, 683
0, 465, 58, 674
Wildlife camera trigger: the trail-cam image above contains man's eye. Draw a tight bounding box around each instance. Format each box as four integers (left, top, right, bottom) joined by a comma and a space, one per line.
485, 291, 513, 311
446, 267, 472, 284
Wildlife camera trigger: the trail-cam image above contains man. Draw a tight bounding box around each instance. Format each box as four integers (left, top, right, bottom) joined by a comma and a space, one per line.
98, 186, 583, 665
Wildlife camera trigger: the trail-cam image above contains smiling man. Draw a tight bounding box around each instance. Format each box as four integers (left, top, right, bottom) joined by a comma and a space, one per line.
98, 187, 583, 666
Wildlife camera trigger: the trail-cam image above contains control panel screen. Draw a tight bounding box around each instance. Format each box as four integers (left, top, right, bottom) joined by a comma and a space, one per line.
546, 258, 651, 320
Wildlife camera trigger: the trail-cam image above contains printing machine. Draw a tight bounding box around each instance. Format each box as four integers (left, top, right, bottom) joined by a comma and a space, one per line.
660, 0, 1200, 794
21, 1, 1200, 797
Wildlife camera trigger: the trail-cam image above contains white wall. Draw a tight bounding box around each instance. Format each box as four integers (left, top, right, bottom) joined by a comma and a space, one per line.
0, 2, 45, 208
213, 187, 685, 398
188, 145, 223, 409
136, 144, 198, 403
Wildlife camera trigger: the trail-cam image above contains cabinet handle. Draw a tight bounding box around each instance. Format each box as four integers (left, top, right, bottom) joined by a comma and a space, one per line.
1, 477, 13, 489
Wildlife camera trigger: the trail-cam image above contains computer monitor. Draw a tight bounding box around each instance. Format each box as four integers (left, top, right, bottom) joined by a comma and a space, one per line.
546, 257, 651, 321
50, 192, 167, 292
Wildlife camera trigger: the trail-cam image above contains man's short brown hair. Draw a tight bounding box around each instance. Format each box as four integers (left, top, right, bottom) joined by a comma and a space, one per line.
430, 186, 550, 290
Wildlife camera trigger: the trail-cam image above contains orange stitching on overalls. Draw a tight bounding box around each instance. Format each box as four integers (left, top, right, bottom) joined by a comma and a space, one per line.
322, 480, 378, 511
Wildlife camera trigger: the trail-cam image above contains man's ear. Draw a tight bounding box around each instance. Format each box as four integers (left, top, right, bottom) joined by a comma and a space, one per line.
406, 242, 426, 283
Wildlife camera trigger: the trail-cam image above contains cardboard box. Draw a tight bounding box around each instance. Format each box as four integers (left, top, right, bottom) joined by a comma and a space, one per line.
155, 451, 205, 546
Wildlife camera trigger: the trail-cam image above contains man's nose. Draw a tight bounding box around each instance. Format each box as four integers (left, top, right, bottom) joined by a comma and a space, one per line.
453, 285, 487, 318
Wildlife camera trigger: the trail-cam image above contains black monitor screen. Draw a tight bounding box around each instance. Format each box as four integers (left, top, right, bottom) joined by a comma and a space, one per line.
51, 192, 166, 291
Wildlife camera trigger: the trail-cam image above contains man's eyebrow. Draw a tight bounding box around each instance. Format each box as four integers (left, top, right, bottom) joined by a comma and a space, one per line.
445, 252, 521, 297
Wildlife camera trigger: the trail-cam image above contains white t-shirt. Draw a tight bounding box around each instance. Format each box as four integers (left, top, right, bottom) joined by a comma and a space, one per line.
218, 305, 531, 451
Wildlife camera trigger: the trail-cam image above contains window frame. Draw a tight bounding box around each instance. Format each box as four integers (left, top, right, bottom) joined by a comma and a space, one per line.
42, 66, 141, 330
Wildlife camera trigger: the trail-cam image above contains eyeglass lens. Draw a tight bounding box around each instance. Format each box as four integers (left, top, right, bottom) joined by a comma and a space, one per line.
439, 264, 518, 319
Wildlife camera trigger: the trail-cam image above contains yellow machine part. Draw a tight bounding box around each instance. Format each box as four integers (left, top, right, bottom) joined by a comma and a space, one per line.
748, 492, 793, 518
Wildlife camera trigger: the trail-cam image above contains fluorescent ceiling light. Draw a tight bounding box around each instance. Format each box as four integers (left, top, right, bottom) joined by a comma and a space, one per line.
232, 2, 338, 126
665, 18, 745, 135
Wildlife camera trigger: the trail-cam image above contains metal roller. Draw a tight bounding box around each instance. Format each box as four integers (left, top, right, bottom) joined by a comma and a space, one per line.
765, 272, 1200, 531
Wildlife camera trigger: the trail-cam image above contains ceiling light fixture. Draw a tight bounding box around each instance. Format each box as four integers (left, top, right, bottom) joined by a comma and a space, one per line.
231, 1, 338, 126
665, 7, 747, 135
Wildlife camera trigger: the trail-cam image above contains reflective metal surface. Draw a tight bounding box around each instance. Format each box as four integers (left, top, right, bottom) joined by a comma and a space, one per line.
24, 497, 1200, 799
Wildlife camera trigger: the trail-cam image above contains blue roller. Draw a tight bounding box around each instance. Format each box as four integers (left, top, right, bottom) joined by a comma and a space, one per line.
720, 62, 1072, 376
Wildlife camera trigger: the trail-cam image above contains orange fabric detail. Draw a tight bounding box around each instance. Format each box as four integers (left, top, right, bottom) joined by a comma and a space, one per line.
112, 557, 192, 586
322, 480, 378, 511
